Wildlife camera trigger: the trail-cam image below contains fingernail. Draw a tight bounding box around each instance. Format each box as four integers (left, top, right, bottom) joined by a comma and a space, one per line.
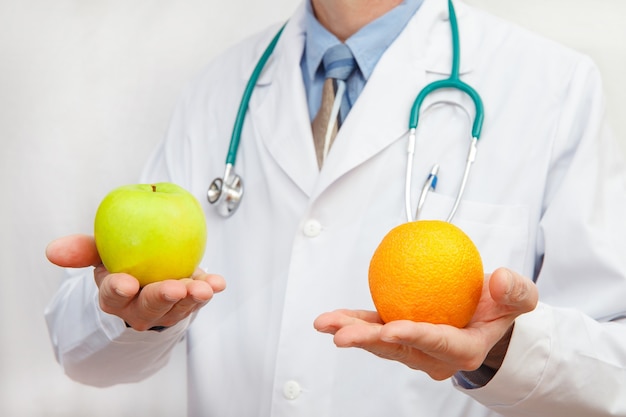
504, 269, 514, 295
163, 294, 181, 303
114, 287, 129, 298
380, 329, 398, 343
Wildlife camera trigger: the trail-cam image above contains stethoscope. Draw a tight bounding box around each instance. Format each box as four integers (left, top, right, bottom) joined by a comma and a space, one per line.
208, 0, 484, 221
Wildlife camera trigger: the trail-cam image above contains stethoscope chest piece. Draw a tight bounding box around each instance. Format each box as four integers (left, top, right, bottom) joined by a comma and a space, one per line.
207, 24, 285, 218
208, 165, 243, 217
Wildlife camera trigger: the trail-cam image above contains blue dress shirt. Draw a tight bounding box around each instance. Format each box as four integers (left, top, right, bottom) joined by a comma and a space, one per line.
301, 0, 425, 122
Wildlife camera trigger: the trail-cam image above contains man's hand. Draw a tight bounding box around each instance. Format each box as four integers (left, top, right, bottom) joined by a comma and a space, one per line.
46, 234, 226, 331
314, 268, 538, 380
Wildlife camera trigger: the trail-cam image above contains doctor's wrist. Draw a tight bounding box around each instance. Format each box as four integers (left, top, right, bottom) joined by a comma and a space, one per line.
454, 325, 514, 389
482, 324, 514, 370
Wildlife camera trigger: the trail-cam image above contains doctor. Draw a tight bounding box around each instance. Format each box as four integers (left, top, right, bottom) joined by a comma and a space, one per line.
46, 0, 626, 416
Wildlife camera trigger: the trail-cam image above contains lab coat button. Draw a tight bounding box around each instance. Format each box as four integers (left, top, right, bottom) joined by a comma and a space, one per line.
303, 219, 322, 237
282, 380, 301, 400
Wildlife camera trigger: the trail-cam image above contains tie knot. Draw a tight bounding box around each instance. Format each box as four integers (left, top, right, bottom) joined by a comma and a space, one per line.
322, 43, 356, 81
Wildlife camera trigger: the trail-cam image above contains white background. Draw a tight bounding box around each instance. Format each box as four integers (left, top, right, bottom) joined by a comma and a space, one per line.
1, 1, 624, 416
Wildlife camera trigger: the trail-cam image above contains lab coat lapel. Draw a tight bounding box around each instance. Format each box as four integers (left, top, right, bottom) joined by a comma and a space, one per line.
248, 8, 319, 197
247, 0, 477, 199
314, 0, 476, 196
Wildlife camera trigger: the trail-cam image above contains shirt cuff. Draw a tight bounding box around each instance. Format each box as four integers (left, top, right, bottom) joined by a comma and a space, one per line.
453, 365, 498, 389
453, 304, 552, 406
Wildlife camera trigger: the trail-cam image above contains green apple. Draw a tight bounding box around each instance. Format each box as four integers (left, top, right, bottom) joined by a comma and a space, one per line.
94, 182, 207, 286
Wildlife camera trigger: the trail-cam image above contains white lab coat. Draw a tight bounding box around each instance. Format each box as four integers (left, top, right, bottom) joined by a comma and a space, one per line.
46, 0, 626, 416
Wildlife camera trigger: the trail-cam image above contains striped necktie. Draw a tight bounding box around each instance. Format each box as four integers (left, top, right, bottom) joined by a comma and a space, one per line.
311, 44, 356, 168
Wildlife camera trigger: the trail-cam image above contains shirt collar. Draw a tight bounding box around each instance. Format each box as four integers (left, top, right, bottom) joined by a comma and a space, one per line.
303, 0, 424, 81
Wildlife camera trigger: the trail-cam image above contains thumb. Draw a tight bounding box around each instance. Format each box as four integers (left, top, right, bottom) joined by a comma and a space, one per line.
46, 234, 102, 268
489, 267, 538, 314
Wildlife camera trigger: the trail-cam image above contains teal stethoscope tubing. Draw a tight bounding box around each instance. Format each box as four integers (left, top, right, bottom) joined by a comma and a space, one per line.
409, 0, 484, 137
226, 24, 286, 166
406, 0, 484, 222
208, 0, 484, 220
206, 24, 285, 216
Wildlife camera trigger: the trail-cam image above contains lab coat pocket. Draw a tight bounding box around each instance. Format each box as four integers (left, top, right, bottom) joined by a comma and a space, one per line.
419, 192, 531, 275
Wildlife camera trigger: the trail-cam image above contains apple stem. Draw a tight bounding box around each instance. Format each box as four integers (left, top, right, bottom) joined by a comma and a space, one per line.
151, 184, 157, 192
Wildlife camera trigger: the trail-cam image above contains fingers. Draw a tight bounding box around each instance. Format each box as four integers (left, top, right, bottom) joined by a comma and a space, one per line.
314, 269, 539, 381
314, 309, 382, 334
489, 267, 538, 314
153, 279, 216, 327
98, 270, 227, 331
46, 234, 101, 268
98, 273, 141, 310
107, 280, 190, 331
315, 311, 462, 379
128, 280, 188, 329
379, 321, 485, 372
314, 310, 391, 353
191, 268, 227, 294
47, 233, 226, 331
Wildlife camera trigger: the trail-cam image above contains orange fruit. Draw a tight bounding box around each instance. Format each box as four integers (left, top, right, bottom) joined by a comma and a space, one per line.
368, 220, 483, 328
